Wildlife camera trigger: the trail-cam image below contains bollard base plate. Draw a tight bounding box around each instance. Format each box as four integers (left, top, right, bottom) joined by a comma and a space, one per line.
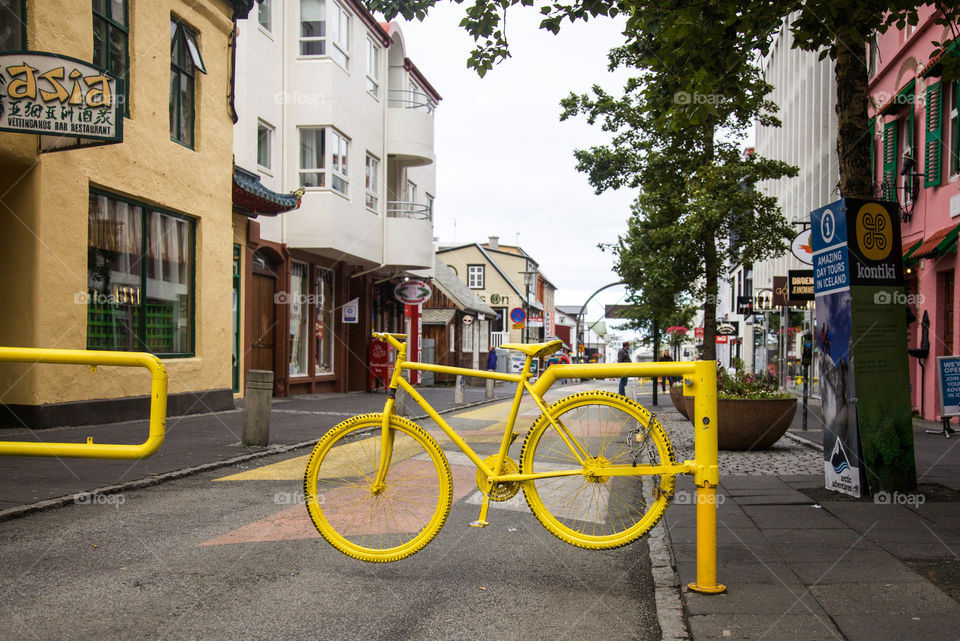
687, 582, 726, 594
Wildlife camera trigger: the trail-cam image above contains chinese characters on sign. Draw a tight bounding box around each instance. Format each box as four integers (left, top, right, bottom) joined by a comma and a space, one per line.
1, 52, 123, 150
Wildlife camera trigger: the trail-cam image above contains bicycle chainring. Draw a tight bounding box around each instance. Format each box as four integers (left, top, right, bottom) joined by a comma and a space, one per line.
476, 455, 521, 502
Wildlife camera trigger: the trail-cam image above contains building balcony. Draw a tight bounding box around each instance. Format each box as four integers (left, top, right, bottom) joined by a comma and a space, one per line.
387, 90, 435, 167
280, 191, 382, 266
384, 200, 433, 270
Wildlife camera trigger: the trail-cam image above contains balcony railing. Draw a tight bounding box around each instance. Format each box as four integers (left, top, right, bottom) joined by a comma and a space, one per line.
388, 89, 437, 114
387, 201, 432, 222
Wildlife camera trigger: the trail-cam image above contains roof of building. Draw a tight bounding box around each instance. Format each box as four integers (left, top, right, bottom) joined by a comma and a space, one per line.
232, 166, 301, 217
914, 222, 960, 259
433, 257, 495, 317
422, 309, 455, 325
556, 305, 584, 317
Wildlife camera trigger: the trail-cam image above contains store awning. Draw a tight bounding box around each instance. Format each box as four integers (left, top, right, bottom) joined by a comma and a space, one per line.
902, 238, 923, 264
232, 166, 302, 217
913, 223, 960, 259
422, 309, 455, 325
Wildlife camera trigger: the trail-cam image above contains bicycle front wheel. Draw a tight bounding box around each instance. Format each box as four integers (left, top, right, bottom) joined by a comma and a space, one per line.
520, 391, 676, 549
303, 413, 453, 562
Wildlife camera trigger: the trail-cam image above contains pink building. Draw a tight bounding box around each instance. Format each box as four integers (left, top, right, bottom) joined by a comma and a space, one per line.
870, 7, 960, 420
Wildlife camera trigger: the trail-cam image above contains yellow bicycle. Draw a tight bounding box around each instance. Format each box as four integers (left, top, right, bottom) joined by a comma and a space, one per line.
303, 332, 685, 563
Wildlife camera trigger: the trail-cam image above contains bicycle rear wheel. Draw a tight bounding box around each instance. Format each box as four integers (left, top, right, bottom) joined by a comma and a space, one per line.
303, 413, 452, 562
520, 391, 676, 549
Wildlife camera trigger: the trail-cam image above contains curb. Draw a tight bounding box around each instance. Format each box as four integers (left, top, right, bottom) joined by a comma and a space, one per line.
784, 431, 824, 451
0, 393, 513, 523
648, 522, 690, 640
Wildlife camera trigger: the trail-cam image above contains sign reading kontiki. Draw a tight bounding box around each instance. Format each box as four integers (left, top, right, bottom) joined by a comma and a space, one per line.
0, 52, 123, 151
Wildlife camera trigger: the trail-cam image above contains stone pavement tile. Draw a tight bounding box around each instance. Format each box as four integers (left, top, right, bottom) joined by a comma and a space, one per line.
779, 543, 892, 564
687, 614, 842, 641
863, 525, 960, 545
778, 474, 822, 486
832, 613, 960, 641
789, 558, 929, 584
877, 541, 960, 560
675, 541, 782, 564
742, 504, 847, 529
677, 560, 803, 587
666, 525, 768, 546
733, 492, 814, 506
684, 582, 827, 616
822, 503, 927, 531
720, 475, 791, 490
810, 581, 960, 616
763, 527, 871, 546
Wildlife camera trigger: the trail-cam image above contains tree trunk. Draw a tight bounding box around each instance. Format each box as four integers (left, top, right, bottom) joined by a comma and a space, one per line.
835, 25, 873, 199
702, 231, 718, 362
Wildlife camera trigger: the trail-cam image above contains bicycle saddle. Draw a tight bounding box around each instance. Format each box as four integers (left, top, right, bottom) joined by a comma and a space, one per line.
500, 340, 563, 358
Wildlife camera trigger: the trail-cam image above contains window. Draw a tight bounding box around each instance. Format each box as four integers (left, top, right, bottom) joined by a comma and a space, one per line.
366, 38, 380, 96
257, 121, 273, 170
467, 265, 484, 289
899, 109, 914, 204
448, 324, 455, 352
405, 179, 417, 213
491, 307, 506, 333
300, 0, 350, 68
170, 20, 206, 148
365, 153, 379, 210
425, 193, 434, 220
299, 127, 349, 195
949, 81, 960, 179
463, 320, 475, 352
1, 0, 25, 50
86, 191, 195, 356
290, 262, 310, 377
258, 0, 271, 32
93, 0, 128, 111
315, 267, 334, 375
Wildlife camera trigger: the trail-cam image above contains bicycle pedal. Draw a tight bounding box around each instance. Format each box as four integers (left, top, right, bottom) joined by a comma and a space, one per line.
469, 520, 489, 528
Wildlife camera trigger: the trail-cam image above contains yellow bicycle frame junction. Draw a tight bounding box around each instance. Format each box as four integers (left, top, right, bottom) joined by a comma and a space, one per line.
374, 332, 725, 594
0, 347, 167, 460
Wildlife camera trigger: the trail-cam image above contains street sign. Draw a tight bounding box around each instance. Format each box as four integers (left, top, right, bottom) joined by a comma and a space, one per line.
509, 307, 526, 323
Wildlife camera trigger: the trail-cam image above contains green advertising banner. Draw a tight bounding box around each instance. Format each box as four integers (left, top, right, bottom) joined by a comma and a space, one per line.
811, 199, 916, 496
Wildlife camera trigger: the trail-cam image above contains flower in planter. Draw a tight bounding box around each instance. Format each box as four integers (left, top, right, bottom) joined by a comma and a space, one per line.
717, 367, 792, 400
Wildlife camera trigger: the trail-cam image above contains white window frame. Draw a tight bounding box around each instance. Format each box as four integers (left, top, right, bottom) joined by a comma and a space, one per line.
366, 38, 380, 97
298, 126, 349, 195
463, 320, 475, 352
449, 324, 455, 352
899, 114, 913, 205
467, 265, 484, 289
257, 120, 273, 171
258, 0, 272, 33
425, 193, 434, 219
365, 153, 379, 211
329, 1, 350, 69
950, 81, 960, 181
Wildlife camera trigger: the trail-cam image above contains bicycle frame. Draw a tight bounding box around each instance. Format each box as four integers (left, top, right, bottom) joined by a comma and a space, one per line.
371, 332, 724, 594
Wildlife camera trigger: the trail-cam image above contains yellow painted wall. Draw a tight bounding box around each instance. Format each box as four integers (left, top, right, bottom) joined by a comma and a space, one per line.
0, 0, 237, 405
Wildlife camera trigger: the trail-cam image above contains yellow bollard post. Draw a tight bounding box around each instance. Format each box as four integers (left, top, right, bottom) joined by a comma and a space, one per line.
687, 360, 726, 594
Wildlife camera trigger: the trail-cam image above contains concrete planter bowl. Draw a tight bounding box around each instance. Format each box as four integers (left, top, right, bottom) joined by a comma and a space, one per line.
669, 384, 688, 419
683, 396, 797, 450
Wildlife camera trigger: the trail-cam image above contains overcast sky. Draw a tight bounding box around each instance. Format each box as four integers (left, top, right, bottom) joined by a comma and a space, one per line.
396, 6, 638, 322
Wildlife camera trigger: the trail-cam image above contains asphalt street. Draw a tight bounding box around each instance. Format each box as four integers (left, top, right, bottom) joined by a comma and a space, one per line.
0, 384, 661, 641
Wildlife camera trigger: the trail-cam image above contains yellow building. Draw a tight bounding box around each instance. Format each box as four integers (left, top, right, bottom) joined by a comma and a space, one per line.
0, 0, 258, 426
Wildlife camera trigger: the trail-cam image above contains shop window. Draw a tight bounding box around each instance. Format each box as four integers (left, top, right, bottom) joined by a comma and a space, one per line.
93, 0, 128, 112
1, 0, 25, 50
491, 307, 506, 333
289, 262, 311, 377
315, 267, 334, 375
170, 20, 206, 148
86, 191, 195, 356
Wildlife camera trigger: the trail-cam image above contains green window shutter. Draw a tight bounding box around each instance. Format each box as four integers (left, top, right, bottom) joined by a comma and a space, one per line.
925, 81, 943, 187
883, 121, 898, 202
869, 117, 876, 179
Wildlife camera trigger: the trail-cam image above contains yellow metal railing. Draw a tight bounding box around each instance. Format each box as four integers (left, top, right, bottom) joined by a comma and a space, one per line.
0, 347, 167, 460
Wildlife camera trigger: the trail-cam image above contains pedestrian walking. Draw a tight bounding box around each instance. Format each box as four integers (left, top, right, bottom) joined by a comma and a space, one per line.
486, 345, 497, 371
618, 341, 631, 396
660, 349, 672, 392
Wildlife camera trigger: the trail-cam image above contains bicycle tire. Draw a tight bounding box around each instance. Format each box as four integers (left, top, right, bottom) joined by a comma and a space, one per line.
520, 391, 676, 549
303, 413, 453, 562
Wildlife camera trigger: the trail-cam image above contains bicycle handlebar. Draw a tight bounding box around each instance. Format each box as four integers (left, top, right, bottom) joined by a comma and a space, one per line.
373, 332, 408, 350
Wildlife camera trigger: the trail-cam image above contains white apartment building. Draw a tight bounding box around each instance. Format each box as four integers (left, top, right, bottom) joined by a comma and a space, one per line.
232, 0, 439, 395
728, 14, 838, 383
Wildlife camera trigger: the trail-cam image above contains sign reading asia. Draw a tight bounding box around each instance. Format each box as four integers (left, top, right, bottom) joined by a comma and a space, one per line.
811, 198, 915, 498
0, 52, 123, 151
394, 279, 432, 305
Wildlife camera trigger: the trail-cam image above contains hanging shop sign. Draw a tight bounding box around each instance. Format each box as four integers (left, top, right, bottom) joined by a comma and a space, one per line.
791, 228, 813, 265
0, 52, 123, 151
694, 327, 704, 338
462, 315, 474, 326
716, 321, 739, 336
394, 279, 432, 305
715, 335, 729, 344
773, 276, 790, 306
528, 314, 544, 328
788, 270, 815, 302
342, 298, 359, 324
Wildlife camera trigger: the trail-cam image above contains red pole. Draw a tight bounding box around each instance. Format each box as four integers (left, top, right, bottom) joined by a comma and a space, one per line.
406, 303, 421, 384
